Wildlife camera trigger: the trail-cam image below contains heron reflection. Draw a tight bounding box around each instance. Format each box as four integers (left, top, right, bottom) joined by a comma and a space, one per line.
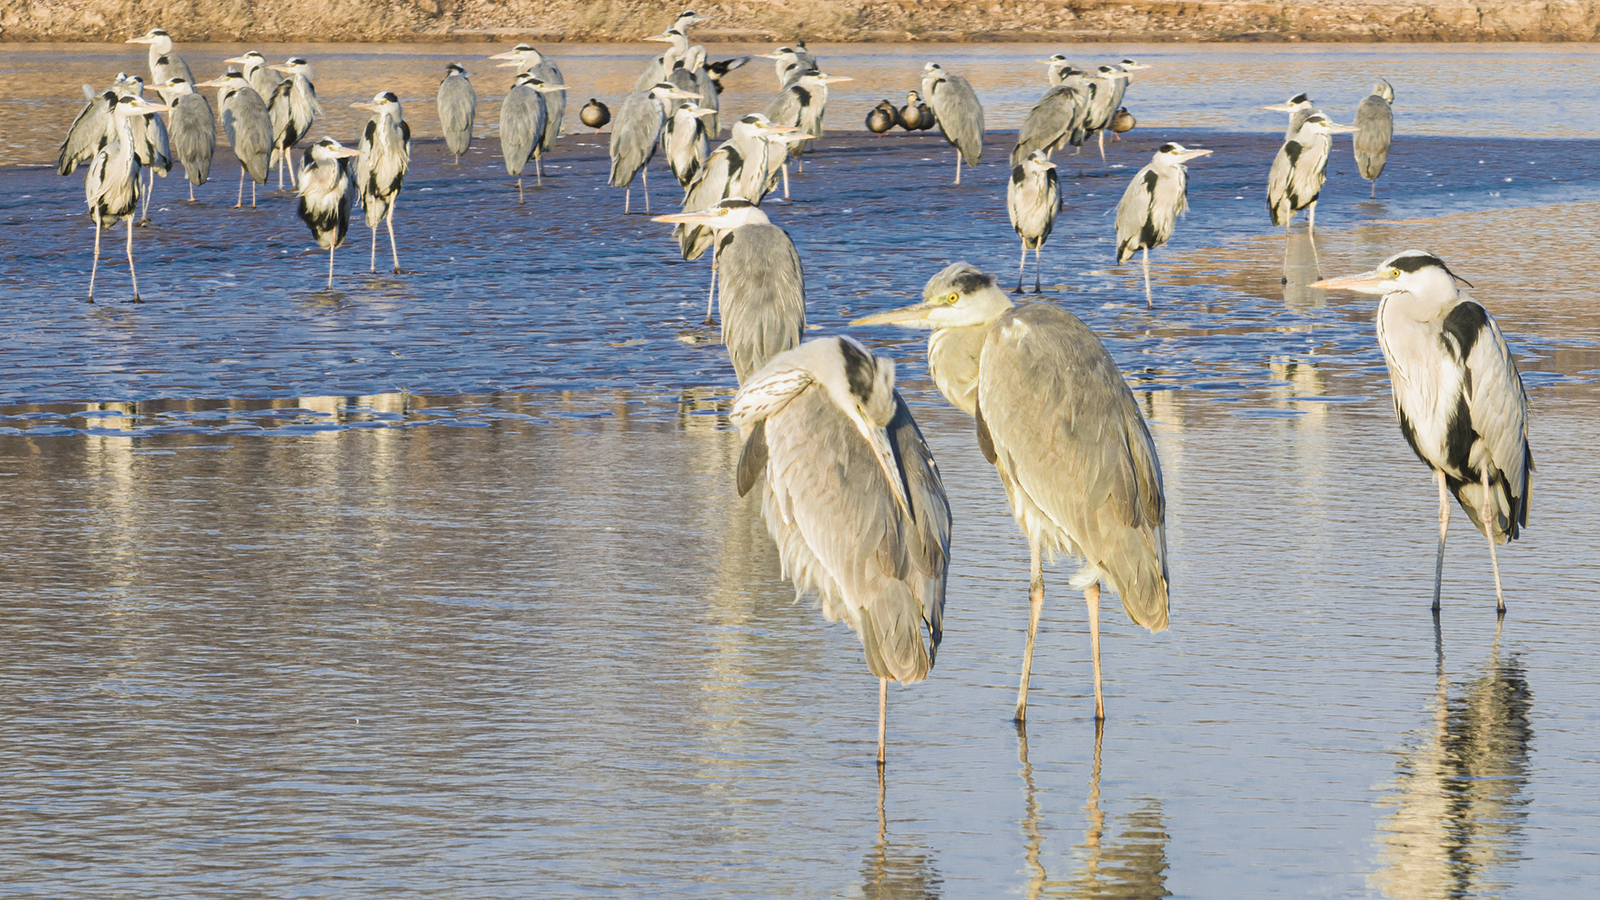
1371, 617, 1532, 900
855, 768, 944, 900
1282, 229, 1325, 312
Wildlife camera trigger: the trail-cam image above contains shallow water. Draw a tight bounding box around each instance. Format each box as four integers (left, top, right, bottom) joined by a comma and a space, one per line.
2, 40, 1599, 899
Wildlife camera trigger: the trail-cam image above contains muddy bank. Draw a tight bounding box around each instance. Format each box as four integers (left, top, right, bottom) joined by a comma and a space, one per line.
3, 0, 1600, 43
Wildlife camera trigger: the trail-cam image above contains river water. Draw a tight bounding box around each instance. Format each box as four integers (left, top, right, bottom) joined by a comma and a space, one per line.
1, 41, 1598, 898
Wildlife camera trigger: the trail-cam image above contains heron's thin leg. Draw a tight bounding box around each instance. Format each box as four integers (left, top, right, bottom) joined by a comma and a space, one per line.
703, 243, 718, 326
535, 154, 543, 187
235, 167, 245, 209
126, 215, 140, 302
624, 186, 631, 215
1142, 248, 1152, 308
277, 155, 284, 190
1097, 130, 1106, 166
1307, 200, 1316, 234
385, 202, 400, 274
1433, 470, 1450, 612
877, 677, 888, 768
327, 244, 335, 290
89, 222, 101, 302
1014, 541, 1045, 724
1087, 581, 1103, 721
1482, 466, 1505, 612
251, 179, 257, 208
518, 176, 524, 205
1370, 179, 1377, 200
1034, 247, 1043, 293
188, 180, 195, 202
140, 169, 153, 224
1017, 242, 1026, 293
643, 167, 651, 214
288, 156, 298, 189
369, 221, 378, 274
781, 163, 790, 200
954, 149, 962, 186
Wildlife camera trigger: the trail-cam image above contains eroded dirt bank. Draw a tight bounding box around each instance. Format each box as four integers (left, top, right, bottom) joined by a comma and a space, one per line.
3, 0, 1600, 43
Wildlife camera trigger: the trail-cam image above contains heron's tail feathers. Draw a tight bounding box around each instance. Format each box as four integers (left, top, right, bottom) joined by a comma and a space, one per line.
857, 600, 934, 686
1092, 524, 1169, 633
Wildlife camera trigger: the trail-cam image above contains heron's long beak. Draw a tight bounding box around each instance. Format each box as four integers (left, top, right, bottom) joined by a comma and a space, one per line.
194, 78, 226, 88
1326, 123, 1360, 134
767, 131, 814, 143
266, 64, 291, 73
681, 104, 716, 116
817, 74, 854, 83
651, 210, 721, 225
663, 88, 700, 100
535, 83, 569, 92
223, 55, 253, 64
133, 100, 172, 114
495, 60, 521, 68
1177, 148, 1214, 163
1308, 269, 1390, 293
845, 408, 914, 521
351, 102, 376, 110
1260, 103, 1297, 111
851, 302, 940, 328
126, 36, 155, 44
643, 32, 676, 42
330, 147, 362, 159
488, 50, 518, 60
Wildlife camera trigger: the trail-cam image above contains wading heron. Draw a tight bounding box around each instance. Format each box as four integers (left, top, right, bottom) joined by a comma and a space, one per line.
115, 76, 171, 225
437, 63, 477, 163
922, 63, 984, 184
730, 336, 950, 765
196, 70, 272, 208
1012, 64, 1089, 166
854, 263, 1169, 723
490, 44, 567, 154
1006, 150, 1060, 293
1262, 93, 1318, 141
127, 28, 193, 101
354, 91, 411, 273
1268, 113, 1356, 233
501, 72, 567, 201
158, 77, 214, 201
266, 57, 321, 189
83, 93, 170, 302
673, 114, 805, 266
664, 100, 717, 187
1080, 65, 1133, 164
608, 82, 700, 214
1312, 251, 1531, 612
295, 137, 360, 290
654, 197, 806, 368
59, 79, 120, 176
1116, 143, 1213, 307
1354, 79, 1395, 199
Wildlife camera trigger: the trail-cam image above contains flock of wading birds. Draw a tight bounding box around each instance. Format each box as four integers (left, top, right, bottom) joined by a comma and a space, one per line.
59, 16, 1534, 764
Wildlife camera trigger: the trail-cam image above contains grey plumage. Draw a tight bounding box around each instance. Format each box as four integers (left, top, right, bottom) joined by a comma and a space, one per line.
499, 72, 552, 202
664, 100, 714, 187
491, 45, 566, 152
203, 70, 272, 207
609, 83, 699, 213
127, 29, 193, 101
267, 58, 321, 189
853, 263, 1169, 723
58, 86, 117, 176
437, 63, 477, 162
1354, 79, 1395, 196
767, 44, 817, 88
83, 94, 169, 301
295, 137, 360, 288
762, 71, 845, 165
1006, 150, 1060, 293
162, 79, 215, 194
1012, 67, 1089, 166
228, 51, 283, 106
354, 92, 411, 273
673, 114, 797, 260
1267, 113, 1355, 231
921, 63, 984, 183
1081, 65, 1132, 163
1116, 143, 1212, 306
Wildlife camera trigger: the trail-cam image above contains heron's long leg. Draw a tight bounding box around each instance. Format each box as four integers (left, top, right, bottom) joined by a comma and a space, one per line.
369, 221, 378, 274
535, 154, 543, 187
1307, 199, 1316, 234
624, 186, 631, 215
877, 677, 888, 767
1482, 466, 1505, 612
1087, 582, 1104, 721
89, 222, 101, 302
1034, 247, 1043, 293
235, 167, 245, 209
327, 244, 335, 290
1015, 541, 1045, 724
385, 202, 400, 273
1097, 130, 1106, 166
703, 243, 719, 326
277, 155, 284, 190
126, 215, 140, 302
954, 149, 962, 186
1370, 179, 1377, 200
1017, 242, 1026, 293
643, 167, 651, 214
1142, 248, 1152, 308
251, 179, 257, 209
781, 163, 790, 200
288, 156, 298, 189
518, 176, 524, 205
139, 169, 154, 224
188, 180, 195, 202
1433, 470, 1450, 612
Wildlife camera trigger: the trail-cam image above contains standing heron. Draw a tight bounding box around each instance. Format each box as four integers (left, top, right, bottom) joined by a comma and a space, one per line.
664, 99, 718, 187
500, 72, 567, 200
1262, 93, 1319, 140
1116, 143, 1213, 307
634, 11, 706, 90
766, 44, 817, 88
127, 28, 193, 101
266, 57, 321, 189
763, 70, 852, 191
490, 44, 567, 154
854, 263, 1169, 723
83, 93, 171, 302
436, 63, 477, 164
115, 76, 171, 225
922, 63, 984, 184
1355, 79, 1395, 199
1012, 65, 1090, 166
197, 70, 272, 209
159, 77, 214, 201
1312, 252, 1531, 612
730, 336, 950, 766
1044, 54, 1073, 86
654, 197, 806, 361
295, 137, 360, 289
1007, 150, 1060, 294
608, 82, 700, 214
1081, 65, 1133, 164
226, 50, 284, 106
1268, 113, 1357, 233
354, 91, 411, 274
674, 114, 806, 263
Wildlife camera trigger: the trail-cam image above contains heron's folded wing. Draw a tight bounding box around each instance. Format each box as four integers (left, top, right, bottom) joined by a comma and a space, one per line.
720, 225, 806, 383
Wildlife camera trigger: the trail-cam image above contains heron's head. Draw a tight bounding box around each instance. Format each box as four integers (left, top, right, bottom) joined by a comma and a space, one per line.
1299, 113, 1358, 136
1152, 142, 1213, 166
444, 62, 469, 77
127, 28, 172, 47
1312, 251, 1470, 298
1119, 58, 1151, 71
111, 94, 170, 118
195, 70, 247, 90
115, 74, 146, 97
489, 43, 535, 62
308, 137, 361, 162
652, 196, 770, 230
1095, 65, 1131, 81
159, 77, 195, 96
268, 57, 312, 76
675, 10, 707, 28
922, 62, 945, 79
1260, 92, 1313, 113
224, 50, 267, 67
676, 101, 717, 118
853, 263, 1016, 331
1374, 78, 1395, 102
1020, 149, 1055, 175
645, 29, 687, 46
352, 91, 402, 118
527, 75, 569, 93
796, 71, 853, 87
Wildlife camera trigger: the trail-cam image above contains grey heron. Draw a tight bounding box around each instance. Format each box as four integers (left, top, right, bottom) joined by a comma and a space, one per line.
1044, 54, 1073, 86
353, 91, 411, 273
500, 72, 567, 201
729, 336, 950, 765
664, 100, 717, 187
266, 57, 321, 189
225, 51, 283, 105
58, 80, 119, 176
295, 137, 360, 289
1081, 65, 1134, 164
579, 99, 610, 131
653, 197, 805, 374
1006, 150, 1060, 294
436, 63, 477, 163
765, 44, 817, 88
490, 44, 567, 154
1262, 93, 1319, 141
853, 263, 1169, 723
633, 10, 706, 90
1115, 143, 1213, 307
114, 76, 171, 225
83, 93, 171, 302
608, 82, 701, 214
1267, 113, 1357, 233
1312, 252, 1531, 612
896, 91, 932, 131
669, 46, 722, 138
1354, 79, 1395, 199
196, 70, 272, 209
1012, 64, 1089, 167
763, 70, 852, 192
673, 114, 806, 262
126, 28, 193, 101
921, 63, 984, 183
158, 77, 215, 201
866, 101, 896, 134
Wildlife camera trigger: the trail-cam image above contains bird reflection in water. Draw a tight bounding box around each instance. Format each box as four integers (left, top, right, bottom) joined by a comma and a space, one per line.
1018, 724, 1171, 899
1371, 616, 1533, 900
1282, 229, 1326, 312
855, 768, 944, 900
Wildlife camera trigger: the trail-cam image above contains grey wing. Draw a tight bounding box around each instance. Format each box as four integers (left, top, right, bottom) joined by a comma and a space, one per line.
437, 77, 476, 155
1114, 165, 1157, 261
147, 111, 172, 173
978, 304, 1169, 630
763, 88, 801, 128
607, 93, 660, 186
536, 61, 565, 150
291, 80, 320, 137
233, 91, 274, 182
719, 224, 806, 383
1266, 140, 1297, 224
1012, 87, 1076, 166
676, 146, 735, 259
59, 95, 112, 175
170, 97, 215, 184
886, 392, 952, 652
935, 75, 984, 163
1353, 96, 1393, 180
1290, 134, 1330, 205
269, 81, 294, 143
500, 89, 543, 174
1463, 304, 1533, 538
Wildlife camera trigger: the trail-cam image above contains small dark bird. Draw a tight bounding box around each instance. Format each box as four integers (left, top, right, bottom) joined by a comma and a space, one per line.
1111, 107, 1136, 134
580, 99, 611, 131
896, 91, 929, 131
866, 100, 896, 135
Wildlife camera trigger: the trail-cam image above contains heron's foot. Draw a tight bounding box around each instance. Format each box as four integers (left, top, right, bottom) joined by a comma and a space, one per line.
1031, 286, 1042, 294
391, 267, 409, 275
135, 218, 153, 228
702, 316, 715, 327
230, 203, 245, 210
85, 296, 96, 304
126, 295, 143, 304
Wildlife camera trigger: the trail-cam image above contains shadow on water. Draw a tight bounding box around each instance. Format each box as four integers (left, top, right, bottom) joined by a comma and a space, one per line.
1371, 616, 1534, 900
855, 769, 945, 900
1019, 725, 1171, 900
1281, 229, 1326, 312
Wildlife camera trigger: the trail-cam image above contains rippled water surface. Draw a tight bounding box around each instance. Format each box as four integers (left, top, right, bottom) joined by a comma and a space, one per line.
2, 40, 1599, 899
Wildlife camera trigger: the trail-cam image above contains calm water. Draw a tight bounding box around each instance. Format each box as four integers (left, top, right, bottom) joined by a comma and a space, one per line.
2, 40, 1599, 898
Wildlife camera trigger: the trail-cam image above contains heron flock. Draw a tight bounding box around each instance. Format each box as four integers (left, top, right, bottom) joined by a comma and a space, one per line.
53, 16, 1533, 765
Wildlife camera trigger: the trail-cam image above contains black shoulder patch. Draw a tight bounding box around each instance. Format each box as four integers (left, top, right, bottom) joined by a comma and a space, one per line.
364, 120, 377, 142
1142, 169, 1159, 189
736, 420, 768, 497
839, 339, 876, 406
1440, 301, 1489, 362
975, 401, 997, 465
1010, 164, 1025, 185
1284, 142, 1302, 166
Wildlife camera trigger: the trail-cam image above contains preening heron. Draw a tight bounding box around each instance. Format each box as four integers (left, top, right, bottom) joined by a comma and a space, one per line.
196, 70, 272, 209
1355, 79, 1395, 198
854, 263, 1169, 723
579, 99, 610, 131
489, 44, 567, 153
354, 91, 411, 273
1012, 64, 1089, 166
1267, 113, 1357, 232
436, 63, 477, 163
608, 82, 700, 213
226, 50, 283, 106
295, 137, 360, 289
58, 80, 119, 177
1262, 93, 1318, 141
762, 70, 852, 192
897, 91, 933, 131
654, 197, 806, 371
922, 63, 984, 184
266, 57, 321, 189
126, 28, 193, 102
83, 92, 171, 302
867, 101, 896, 134
1116, 143, 1213, 307
501, 72, 567, 201
674, 114, 805, 262
1312, 251, 1531, 612
158, 77, 215, 200
664, 100, 717, 187
1006, 150, 1060, 294
729, 336, 950, 765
